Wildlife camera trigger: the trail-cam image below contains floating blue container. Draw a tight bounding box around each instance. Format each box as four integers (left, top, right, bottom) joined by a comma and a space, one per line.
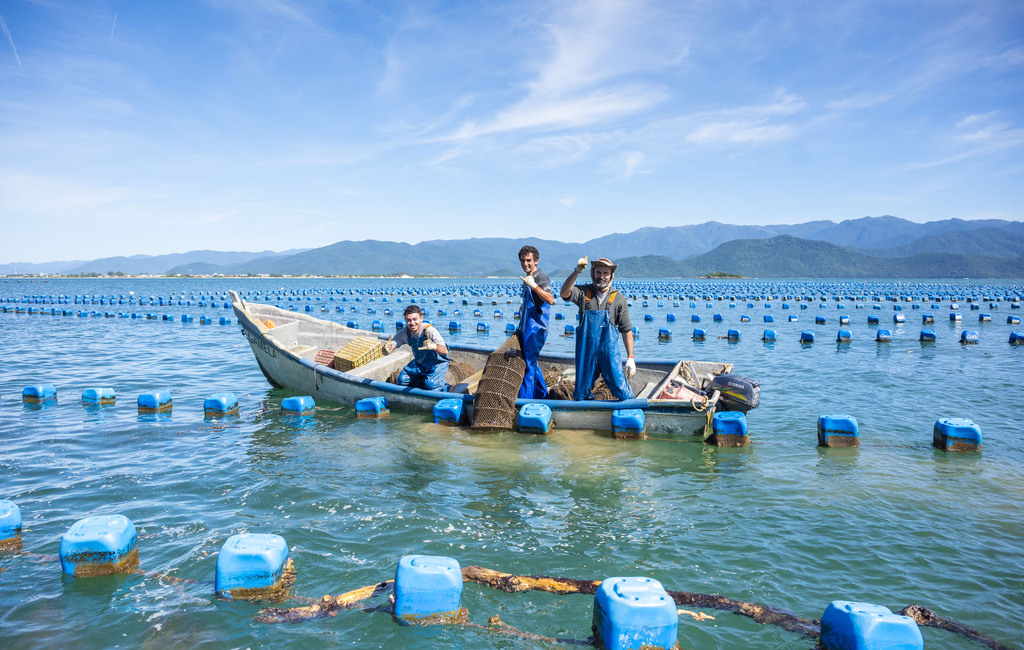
868, 316, 881, 325
762, 329, 776, 342
477, 322, 489, 332
517, 403, 553, 434
555, 312, 565, 320
137, 391, 172, 412
820, 601, 922, 650
181, 314, 193, 323
281, 395, 315, 415
740, 315, 750, 322
839, 315, 850, 325
960, 330, 979, 344
657, 328, 671, 340
764, 314, 774, 323
593, 576, 677, 650
371, 319, 384, 332
710, 411, 749, 447
204, 393, 238, 415
893, 313, 905, 323
815, 316, 826, 324
448, 320, 461, 331
876, 329, 891, 343
644, 314, 653, 322
922, 314, 934, 324
59, 514, 138, 576
433, 398, 464, 426
713, 314, 723, 322
564, 324, 575, 335
505, 323, 516, 334
220, 316, 232, 325
23, 384, 57, 403
818, 414, 859, 448
727, 329, 740, 341
1008, 316, 1021, 325
691, 314, 701, 322
933, 417, 982, 452
0, 500, 22, 548
611, 409, 646, 439
82, 387, 116, 405
789, 315, 799, 322
692, 328, 706, 341
919, 329, 936, 342
950, 312, 962, 321
801, 330, 815, 343
356, 396, 390, 418
1010, 331, 1024, 345
979, 313, 991, 322
394, 555, 463, 623
215, 533, 290, 596
836, 329, 852, 343
666, 313, 676, 322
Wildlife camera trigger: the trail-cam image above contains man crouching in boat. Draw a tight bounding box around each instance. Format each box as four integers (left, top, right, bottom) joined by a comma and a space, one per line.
560, 257, 635, 401
383, 305, 451, 391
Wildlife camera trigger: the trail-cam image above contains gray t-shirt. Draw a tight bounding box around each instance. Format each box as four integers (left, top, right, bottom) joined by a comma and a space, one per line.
392, 323, 446, 349
522, 270, 552, 310
566, 283, 632, 333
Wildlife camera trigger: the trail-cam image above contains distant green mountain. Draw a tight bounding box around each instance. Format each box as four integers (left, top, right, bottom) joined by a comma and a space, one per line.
856, 227, 1024, 258
614, 235, 1024, 278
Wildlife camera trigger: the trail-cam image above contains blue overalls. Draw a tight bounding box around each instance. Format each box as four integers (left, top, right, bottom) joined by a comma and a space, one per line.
573, 289, 634, 401
397, 324, 450, 391
518, 280, 550, 399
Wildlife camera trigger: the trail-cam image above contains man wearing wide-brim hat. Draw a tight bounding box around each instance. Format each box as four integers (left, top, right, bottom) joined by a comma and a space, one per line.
559, 256, 635, 401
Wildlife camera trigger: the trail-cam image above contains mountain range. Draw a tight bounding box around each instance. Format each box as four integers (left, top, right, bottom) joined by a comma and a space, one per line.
4, 217, 1023, 279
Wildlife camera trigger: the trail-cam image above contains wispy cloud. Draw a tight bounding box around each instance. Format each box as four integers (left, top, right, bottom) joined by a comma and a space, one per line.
0, 13, 24, 72
685, 92, 805, 145
443, 0, 685, 142
893, 112, 1024, 172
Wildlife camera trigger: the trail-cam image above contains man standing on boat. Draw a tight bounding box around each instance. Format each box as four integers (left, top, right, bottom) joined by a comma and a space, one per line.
383, 305, 451, 391
517, 245, 555, 399
559, 257, 635, 400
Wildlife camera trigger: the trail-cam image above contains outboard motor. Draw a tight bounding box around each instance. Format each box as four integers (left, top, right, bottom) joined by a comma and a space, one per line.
705, 374, 761, 413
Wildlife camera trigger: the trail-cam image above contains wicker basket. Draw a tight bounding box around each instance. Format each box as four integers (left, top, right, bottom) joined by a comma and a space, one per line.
471, 336, 526, 430
334, 337, 383, 371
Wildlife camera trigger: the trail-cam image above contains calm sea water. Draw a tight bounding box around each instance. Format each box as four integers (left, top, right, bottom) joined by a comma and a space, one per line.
1, 278, 1022, 649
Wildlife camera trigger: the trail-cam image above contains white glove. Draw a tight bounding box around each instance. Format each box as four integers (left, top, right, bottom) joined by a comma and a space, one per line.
419, 339, 438, 351
521, 275, 538, 289
624, 357, 636, 378
383, 340, 396, 354
575, 256, 588, 272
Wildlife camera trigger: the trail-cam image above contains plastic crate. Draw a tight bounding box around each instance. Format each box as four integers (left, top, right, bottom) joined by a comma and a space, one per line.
334, 337, 383, 371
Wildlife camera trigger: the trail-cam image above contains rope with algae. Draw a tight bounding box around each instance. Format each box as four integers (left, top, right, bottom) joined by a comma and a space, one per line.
253, 565, 1016, 650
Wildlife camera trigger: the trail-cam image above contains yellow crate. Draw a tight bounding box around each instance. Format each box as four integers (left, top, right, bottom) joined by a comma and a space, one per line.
334, 337, 383, 371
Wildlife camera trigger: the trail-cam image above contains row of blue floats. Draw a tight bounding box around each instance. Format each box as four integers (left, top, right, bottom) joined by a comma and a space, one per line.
0, 503, 926, 649
15, 385, 984, 452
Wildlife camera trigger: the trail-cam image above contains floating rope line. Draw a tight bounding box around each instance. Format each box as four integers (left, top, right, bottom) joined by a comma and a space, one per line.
253, 565, 1016, 649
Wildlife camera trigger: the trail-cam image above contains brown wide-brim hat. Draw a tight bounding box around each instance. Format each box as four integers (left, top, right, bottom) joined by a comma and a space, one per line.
591, 258, 617, 272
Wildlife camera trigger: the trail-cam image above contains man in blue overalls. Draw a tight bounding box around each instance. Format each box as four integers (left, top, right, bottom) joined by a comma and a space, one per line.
383, 305, 450, 391
559, 257, 635, 401
516, 245, 555, 398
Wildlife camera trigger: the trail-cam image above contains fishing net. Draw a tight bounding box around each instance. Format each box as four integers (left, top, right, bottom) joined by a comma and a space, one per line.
545, 373, 615, 401
471, 336, 526, 430
445, 360, 479, 386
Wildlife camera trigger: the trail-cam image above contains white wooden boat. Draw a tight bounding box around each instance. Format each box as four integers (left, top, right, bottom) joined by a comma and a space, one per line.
230, 290, 754, 436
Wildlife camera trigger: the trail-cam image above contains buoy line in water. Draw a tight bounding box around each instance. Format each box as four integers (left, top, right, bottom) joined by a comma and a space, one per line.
252, 564, 1015, 650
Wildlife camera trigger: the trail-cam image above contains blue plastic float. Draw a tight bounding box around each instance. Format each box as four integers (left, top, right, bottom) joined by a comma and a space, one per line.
82, 387, 116, 405
138, 391, 172, 412
394, 555, 463, 623
692, 328, 706, 341
820, 600, 922, 650
23, 384, 57, 403
818, 414, 859, 448
59, 514, 138, 576
593, 576, 677, 650
517, 403, 553, 434
433, 398, 463, 426
215, 533, 290, 596
710, 411, 748, 447
801, 330, 815, 343
933, 418, 982, 452
0, 500, 22, 548
281, 396, 315, 415
960, 330, 979, 344
356, 396, 390, 418
919, 329, 936, 342
204, 393, 238, 415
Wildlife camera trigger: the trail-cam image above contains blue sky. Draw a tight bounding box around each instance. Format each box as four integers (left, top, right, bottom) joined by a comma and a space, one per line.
1, 0, 1022, 263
